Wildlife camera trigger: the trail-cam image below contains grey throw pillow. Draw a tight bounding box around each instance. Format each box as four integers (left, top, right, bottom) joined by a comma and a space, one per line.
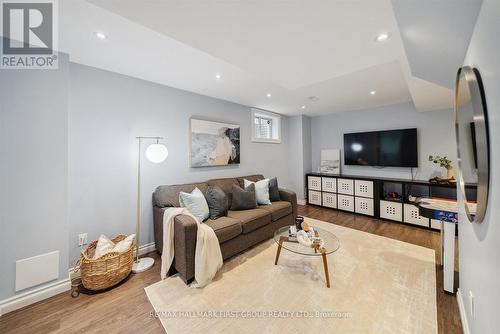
231, 184, 257, 210
205, 186, 228, 220
268, 177, 280, 202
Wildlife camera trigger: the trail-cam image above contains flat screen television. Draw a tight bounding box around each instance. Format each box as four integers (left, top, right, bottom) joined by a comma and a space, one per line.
344, 128, 418, 167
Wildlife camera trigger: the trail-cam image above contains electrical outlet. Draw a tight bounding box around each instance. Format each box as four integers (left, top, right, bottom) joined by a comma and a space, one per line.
469, 291, 475, 318
78, 233, 88, 246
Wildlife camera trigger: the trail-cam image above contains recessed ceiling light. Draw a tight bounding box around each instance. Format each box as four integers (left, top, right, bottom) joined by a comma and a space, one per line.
308, 96, 319, 102
266, 93, 272, 98
215, 73, 222, 80
375, 32, 391, 42
370, 90, 376, 95
301, 105, 306, 109
94, 32, 107, 40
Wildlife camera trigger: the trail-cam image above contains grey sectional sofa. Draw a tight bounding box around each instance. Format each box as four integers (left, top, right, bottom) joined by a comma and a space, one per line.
152, 174, 297, 284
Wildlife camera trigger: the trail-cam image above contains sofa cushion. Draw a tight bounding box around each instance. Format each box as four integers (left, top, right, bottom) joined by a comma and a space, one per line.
268, 177, 280, 202
231, 184, 257, 210
258, 201, 292, 221
227, 208, 271, 234
205, 186, 228, 220
244, 178, 271, 205
207, 178, 239, 206
154, 183, 208, 208
237, 174, 264, 188
205, 217, 242, 243
179, 187, 209, 222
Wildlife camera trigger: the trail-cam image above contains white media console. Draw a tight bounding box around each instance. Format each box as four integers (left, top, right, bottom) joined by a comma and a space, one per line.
306, 173, 476, 230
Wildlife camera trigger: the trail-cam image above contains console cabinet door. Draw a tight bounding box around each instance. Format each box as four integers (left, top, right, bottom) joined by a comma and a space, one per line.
355, 180, 373, 198
380, 200, 403, 221
322, 177, 337, 193
322, 192, 337, 208
308, 190, 322, 205
355, 197, 374, 216
430, 219, 442, 230
404, 204, 430, 227
337, 194, 354, 212
337, 178, 354, 195
308, 176, 322, 191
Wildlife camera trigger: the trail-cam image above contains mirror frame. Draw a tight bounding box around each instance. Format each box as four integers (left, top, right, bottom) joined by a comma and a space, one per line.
455, 66, 490, 224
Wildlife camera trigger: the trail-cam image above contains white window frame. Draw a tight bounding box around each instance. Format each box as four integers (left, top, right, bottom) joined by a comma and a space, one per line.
251, 108, 281, 143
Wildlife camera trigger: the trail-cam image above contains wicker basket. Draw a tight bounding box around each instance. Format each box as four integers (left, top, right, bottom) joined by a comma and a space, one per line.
80, 234, 135, 291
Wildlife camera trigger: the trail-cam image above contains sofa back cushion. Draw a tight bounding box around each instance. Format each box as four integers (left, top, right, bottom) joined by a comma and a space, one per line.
236, 174, 265, 187
153, 175, 267, 208
154, 182, 208, 208
268, 177, 280, 202
207, 177, 239, 207
231, 184, 257, 210
179, 187, 210, 222
244, 178, 271, 205
205, 186, 229, 220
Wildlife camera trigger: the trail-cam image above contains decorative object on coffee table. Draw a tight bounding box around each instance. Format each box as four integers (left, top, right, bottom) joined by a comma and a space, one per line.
428, 155, 455, 181
295, 216, 304, 231
273, 224, 340, 288
134, 136, 168, 273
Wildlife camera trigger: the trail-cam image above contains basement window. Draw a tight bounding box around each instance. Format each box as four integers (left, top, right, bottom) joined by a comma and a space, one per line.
251, 109, 281, 143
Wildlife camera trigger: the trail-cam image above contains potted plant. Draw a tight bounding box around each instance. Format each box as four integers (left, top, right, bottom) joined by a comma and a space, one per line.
428, 155, 455, 179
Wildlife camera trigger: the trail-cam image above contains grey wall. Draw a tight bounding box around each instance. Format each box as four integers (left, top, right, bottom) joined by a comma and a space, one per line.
302, 116, 312, 184
459, 1, 500, 333
310, 102, 456, 180
68, 63, 291, 262
286, 115, 312, 201
0, 54, 70, 299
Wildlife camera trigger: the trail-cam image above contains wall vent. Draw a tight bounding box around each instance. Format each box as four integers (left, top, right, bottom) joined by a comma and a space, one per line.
15, 251, 59, 291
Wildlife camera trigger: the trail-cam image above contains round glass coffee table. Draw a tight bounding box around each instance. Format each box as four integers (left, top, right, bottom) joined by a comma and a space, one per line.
273, 225, 340, 288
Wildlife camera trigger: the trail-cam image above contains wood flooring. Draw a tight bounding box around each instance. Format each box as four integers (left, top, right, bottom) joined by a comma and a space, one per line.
0, 205, 462, 334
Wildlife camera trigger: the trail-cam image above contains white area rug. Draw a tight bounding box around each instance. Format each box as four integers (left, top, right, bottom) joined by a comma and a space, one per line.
145, 217, 437, 334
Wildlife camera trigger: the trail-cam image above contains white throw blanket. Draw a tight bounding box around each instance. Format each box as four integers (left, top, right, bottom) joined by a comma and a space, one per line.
161, 207, 223, 288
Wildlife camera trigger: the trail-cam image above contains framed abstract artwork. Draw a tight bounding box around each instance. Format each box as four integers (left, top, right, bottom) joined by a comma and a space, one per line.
190, 118, 240, 167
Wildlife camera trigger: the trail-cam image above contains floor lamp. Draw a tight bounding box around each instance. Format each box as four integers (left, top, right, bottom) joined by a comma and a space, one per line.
132, 136, 168, 273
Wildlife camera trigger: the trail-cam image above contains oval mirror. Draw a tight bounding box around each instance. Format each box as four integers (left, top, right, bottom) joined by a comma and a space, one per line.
455, 66, 489, 223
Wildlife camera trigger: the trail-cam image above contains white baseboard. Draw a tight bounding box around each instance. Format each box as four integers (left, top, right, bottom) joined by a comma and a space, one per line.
0, 242, 157, 317
138, 242, 156, 256
297, 199, 306, 205
0, 278, 70, 317
457, 288, 470, 334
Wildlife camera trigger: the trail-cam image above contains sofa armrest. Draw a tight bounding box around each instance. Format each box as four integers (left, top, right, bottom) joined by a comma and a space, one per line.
173, 214, 198, 283
153, 207, 198, 283
279, 188, 297, 218
153, 206, 166, 253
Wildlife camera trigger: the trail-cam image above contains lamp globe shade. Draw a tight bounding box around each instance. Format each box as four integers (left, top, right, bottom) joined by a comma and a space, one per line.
145, 143, 168, 163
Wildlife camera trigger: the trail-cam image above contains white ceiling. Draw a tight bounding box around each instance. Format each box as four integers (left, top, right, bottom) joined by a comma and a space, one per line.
392, 0, 483, 89
58, 0, 481, 116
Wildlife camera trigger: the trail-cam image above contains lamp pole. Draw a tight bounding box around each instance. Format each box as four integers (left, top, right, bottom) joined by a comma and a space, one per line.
133, 136, 165, 273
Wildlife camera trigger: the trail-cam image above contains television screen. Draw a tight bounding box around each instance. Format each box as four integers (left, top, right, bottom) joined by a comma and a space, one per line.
344, 128, 418, 167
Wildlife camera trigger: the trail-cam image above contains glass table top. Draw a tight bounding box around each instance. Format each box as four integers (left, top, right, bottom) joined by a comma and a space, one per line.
273, 225, 340, 256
